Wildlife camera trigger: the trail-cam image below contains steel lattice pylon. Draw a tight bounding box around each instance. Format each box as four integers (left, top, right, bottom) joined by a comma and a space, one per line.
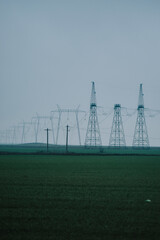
85, 82, 102, 146
109, 104, 126, 147
133, 84, 149, 147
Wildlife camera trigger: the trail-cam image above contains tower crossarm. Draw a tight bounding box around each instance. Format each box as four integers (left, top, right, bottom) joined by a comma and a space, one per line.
51, 109, 86, 113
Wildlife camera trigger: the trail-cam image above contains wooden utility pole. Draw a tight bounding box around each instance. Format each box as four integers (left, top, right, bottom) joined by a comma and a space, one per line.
66, 125, 69, 153
44, 128, 51, 152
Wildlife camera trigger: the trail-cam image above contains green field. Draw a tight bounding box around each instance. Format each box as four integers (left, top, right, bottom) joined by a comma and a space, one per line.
0, 154, 160, 240
1, 143, 160, 155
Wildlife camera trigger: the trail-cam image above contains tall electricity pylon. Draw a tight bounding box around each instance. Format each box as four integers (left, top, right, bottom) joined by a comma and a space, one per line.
109, 104, 126, 147
85, 82, 102, 146
133, 84, 149, 147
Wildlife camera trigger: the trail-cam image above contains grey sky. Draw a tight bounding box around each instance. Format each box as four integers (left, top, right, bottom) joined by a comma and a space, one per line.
0, 0, 160, 146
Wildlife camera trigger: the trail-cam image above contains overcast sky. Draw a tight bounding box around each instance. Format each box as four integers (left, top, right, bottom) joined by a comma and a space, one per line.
0, 0, 160, 146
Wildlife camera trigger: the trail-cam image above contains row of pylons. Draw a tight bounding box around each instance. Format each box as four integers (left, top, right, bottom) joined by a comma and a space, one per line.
85, 82, 149, 147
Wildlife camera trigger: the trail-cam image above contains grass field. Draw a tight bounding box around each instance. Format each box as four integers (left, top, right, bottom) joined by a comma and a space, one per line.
1, 143, 160, 155
0, 154, 160, 240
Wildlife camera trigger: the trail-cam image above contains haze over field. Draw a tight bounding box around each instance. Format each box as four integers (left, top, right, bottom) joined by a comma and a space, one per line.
0, 0, 160, 146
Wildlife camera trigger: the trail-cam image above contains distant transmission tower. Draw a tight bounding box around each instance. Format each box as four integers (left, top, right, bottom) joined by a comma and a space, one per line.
51, 105, 85, 145
133, 84, 149, 147
109, 104, 126, 147
85, 82, 102, 146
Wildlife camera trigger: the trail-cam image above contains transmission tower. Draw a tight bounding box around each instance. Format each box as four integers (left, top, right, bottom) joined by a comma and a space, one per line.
85, 82, 102, 146
19, 122, 33, 144
51, 105, 85, 145
11, 125, 20, 144
109, 104, 126, 147
133, 84, 149, 147
32, 115, 55, 144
